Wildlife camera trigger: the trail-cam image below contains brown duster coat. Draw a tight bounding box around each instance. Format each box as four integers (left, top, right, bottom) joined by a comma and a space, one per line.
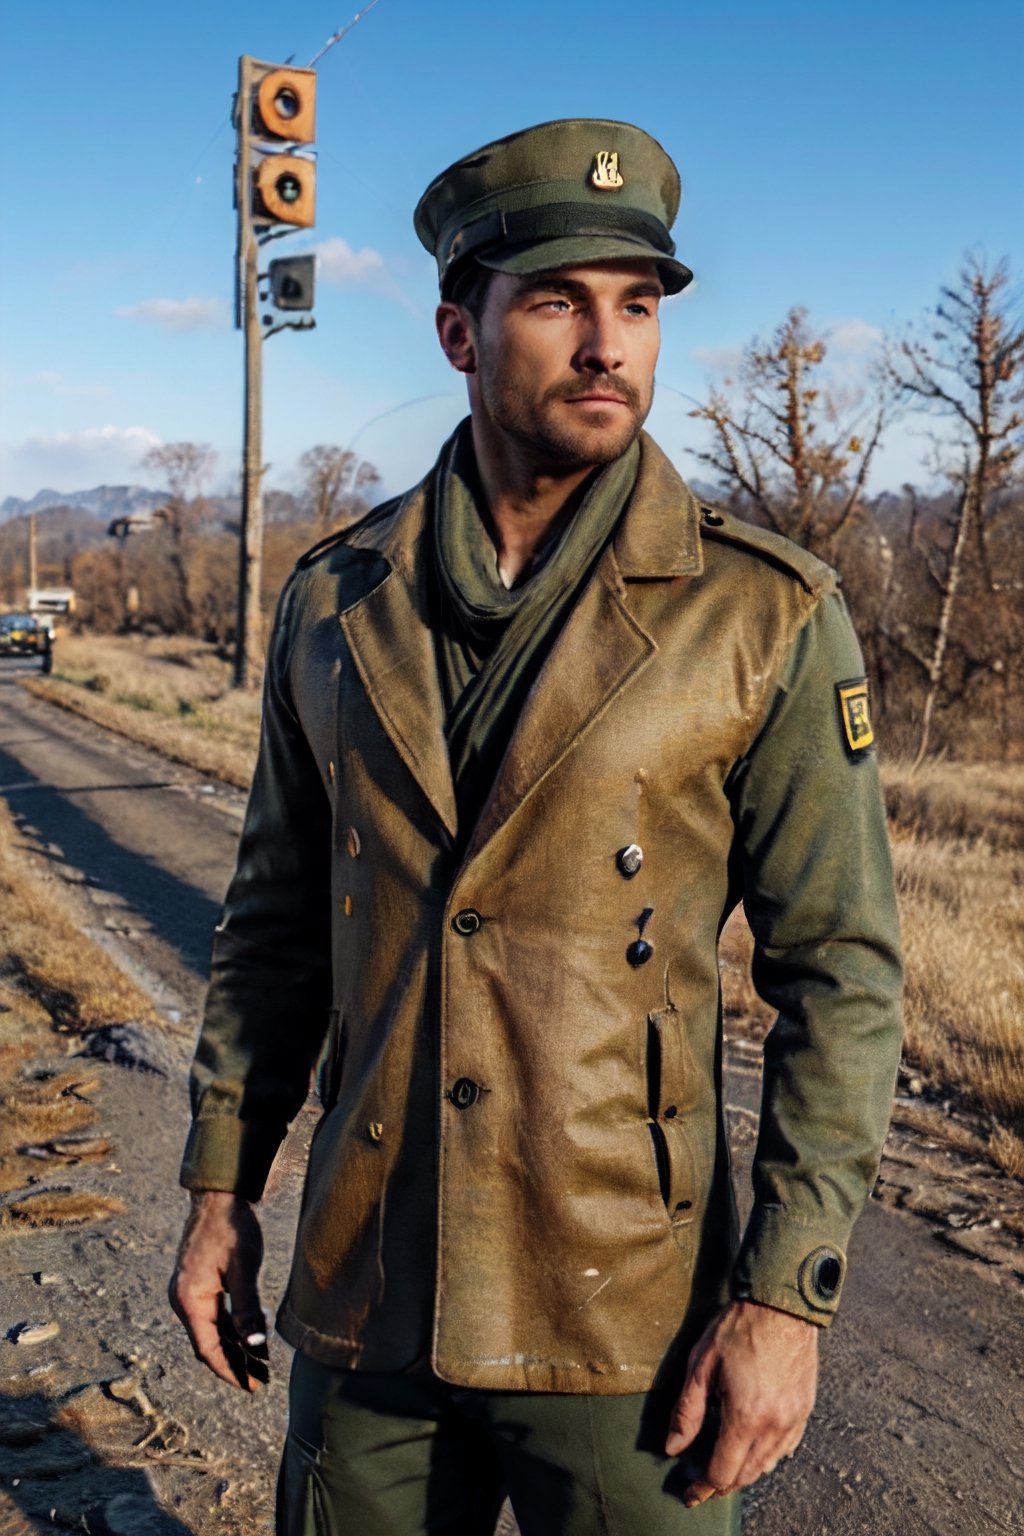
181, 433, 902, 1393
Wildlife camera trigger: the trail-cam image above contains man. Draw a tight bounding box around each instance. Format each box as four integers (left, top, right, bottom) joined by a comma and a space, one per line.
170, 119, 902, 1535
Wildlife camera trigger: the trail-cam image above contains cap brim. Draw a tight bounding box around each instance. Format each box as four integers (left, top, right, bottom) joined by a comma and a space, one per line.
474, 235, 693, 295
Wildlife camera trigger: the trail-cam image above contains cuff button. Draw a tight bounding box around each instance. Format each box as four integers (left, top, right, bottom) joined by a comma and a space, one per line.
799, 1245, 844, 1306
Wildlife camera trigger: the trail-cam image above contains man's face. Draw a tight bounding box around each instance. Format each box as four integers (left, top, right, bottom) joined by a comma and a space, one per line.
468, 261, 663, 472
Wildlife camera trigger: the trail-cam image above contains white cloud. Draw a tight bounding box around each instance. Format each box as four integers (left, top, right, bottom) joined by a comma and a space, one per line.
828, 318, 884, 355
2, 425, 163, 496
307, 236, 420, 315
115, 296, 229, 332
314, 236, 386, 285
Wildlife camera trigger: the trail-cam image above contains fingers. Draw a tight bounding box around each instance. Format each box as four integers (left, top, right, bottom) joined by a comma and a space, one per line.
216, 1295, 270, 1392
169, 1271, 255, 1391
682, 1480, 717, 1509
225, 1259, 266, 1344
222, 1255, 269, 1389
686, 1418, 804, 1507
729, 1432, 782, 1492
704, 1409, 752, 1495
168, 1193, 269, 1393
665, 1341, 713, 1456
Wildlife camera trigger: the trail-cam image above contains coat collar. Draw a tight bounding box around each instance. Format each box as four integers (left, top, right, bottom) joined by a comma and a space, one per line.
337, 431, 703, 851
346, 430, 705, 583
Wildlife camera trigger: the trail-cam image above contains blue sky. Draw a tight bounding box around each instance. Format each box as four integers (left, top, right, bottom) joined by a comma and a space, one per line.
1, 0, 1021, 502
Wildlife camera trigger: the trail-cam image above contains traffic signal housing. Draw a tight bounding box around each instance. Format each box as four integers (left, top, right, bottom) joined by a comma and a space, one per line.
243, 60, 317, 231
254, 155, 316, 228
269, 255, 316, 311
254, 68, 316, 143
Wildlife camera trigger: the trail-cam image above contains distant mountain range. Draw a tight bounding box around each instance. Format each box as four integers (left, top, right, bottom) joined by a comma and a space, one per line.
1, 476, 729, 530
0, 485, 171, 523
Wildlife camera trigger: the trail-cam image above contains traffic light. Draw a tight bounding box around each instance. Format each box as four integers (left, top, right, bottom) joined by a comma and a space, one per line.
244, 61, 317, 230
254, 68, 316, 143
254, 155, 316, 227
269, 255, 316, 311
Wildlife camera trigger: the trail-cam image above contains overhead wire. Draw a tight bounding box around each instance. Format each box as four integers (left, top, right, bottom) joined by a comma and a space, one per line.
308, 0, 386, 69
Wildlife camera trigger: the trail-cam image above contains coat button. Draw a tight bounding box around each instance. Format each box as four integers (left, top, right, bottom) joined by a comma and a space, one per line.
616, 843, 643, 878
345, 826, 361, 858
626, 939, 654, 967
452, 908, 482, 936
450, 1077, 480, 1109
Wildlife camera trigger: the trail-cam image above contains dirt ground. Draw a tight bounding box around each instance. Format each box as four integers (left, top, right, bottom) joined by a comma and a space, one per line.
1, 670, 1022, 1535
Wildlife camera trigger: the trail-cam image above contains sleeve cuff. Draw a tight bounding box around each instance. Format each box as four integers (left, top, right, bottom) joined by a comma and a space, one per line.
732, 1203, 848, 1327
179, 1116, 287, 1203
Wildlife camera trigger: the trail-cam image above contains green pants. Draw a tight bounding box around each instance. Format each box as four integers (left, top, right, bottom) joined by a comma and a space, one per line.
277, 1353, 741, 1536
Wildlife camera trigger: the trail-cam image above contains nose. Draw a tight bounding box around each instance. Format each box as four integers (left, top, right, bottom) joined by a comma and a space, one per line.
574, 305, 625, 374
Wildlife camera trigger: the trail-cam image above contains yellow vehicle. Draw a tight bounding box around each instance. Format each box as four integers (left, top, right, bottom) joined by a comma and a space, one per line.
0, 612, 44, 656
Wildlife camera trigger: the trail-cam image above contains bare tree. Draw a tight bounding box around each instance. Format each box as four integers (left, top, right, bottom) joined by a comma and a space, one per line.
141, 442, 217, 632
689, 307, 891, 554
300, 446, 380, 529
886, 255, 1023, 768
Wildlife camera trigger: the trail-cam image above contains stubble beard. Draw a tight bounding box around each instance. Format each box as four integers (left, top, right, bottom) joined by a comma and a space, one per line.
481, 364, 653, 471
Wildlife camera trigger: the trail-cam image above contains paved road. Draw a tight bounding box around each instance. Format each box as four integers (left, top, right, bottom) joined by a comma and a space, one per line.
1, 673, 1021, 1535
0, 667, 246, 1019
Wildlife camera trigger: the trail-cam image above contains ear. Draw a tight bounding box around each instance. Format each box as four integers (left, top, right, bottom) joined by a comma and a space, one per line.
436, 302, 477, 375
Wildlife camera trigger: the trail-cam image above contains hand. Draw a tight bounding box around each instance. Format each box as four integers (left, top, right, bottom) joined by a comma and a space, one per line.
665, 1299, 819, 1506
169, 1190, 269, 1392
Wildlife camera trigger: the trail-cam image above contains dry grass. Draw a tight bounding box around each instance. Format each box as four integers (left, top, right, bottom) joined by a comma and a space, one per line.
0, 799, 159, 1227
0, 803, 161, 1035
723, 758, 1024, 1181
884, 759, 1024, 1177
24, 633, 261, 789
0, 1189, 126, 1230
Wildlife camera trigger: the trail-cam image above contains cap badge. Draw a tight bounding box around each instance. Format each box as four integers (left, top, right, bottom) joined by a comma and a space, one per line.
590, 150, 624, 190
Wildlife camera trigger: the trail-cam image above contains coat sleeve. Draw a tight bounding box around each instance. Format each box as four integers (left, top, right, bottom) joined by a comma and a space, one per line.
179, 571, 334, 1201
726, 589, 903, 1325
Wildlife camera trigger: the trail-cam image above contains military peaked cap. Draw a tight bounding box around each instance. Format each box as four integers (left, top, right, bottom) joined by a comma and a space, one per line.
414, 118, 693, 297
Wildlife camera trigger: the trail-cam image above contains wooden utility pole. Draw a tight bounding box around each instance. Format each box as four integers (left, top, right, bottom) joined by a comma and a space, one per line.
233, 55, 265, 690
28, 511, 38, 603
232, 55, 317, 689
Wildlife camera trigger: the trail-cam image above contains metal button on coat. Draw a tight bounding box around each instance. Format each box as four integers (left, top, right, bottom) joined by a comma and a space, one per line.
452, 908, 482, 936
626, 939, 654, 967
450, 1077, 480, 1109
812, 1251, 842, 1300
616, 843, 644, 878
345, 826, 361, 858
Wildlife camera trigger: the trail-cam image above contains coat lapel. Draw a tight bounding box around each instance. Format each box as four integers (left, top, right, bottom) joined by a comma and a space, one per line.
463, 435, 705, 860
463, 554, 657, 859
338, 483, 459, 839
336, 435, 705, 854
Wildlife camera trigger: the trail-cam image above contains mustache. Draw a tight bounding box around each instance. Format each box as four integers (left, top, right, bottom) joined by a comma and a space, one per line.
547, 377, 643, 410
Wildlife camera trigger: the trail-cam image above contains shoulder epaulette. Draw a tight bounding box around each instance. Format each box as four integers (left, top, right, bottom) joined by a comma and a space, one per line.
294, 496, 402, 570
697, 505, 838, 597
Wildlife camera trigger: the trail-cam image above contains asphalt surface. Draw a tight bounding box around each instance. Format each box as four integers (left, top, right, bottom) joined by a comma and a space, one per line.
0, 661, 245, 1018
1, 667, 1021, 1535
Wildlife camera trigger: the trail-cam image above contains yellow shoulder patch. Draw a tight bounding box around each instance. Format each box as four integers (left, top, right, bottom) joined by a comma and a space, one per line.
836, 677, 875, 755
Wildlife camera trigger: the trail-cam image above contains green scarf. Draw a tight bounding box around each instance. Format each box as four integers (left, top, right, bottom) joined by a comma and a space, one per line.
432, 420, 640, 828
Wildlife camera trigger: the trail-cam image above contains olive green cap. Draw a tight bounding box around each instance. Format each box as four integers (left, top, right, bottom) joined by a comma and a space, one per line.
414, 118, 693, 297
